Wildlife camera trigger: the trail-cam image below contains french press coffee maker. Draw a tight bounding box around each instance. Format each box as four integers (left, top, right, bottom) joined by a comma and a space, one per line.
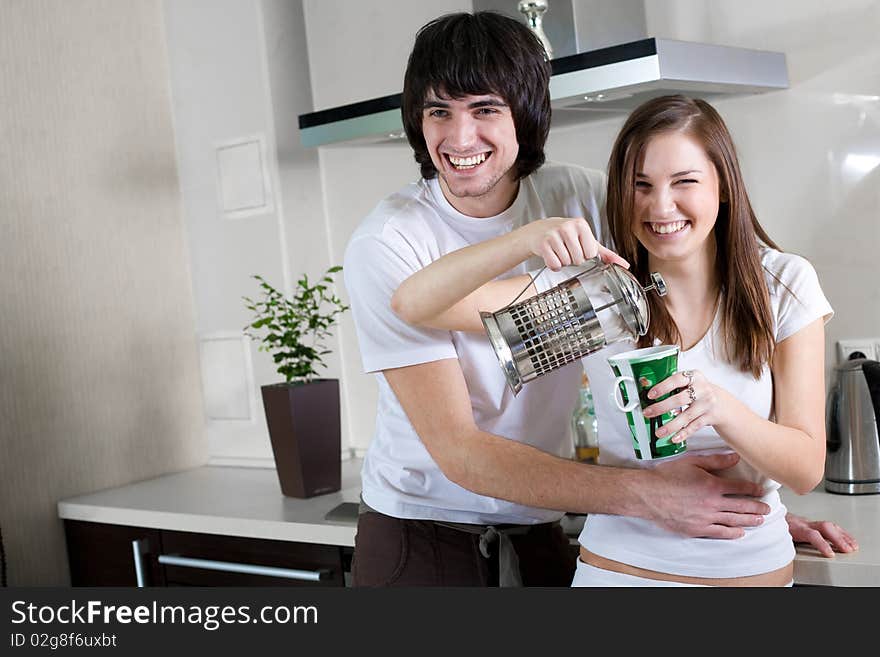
481, 258, 667, 395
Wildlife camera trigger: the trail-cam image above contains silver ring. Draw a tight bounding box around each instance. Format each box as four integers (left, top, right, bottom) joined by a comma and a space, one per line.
687, 384, 697, 403
682, 370, 694, 382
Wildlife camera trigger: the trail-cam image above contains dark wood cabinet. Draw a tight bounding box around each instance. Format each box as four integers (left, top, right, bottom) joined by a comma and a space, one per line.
64, 520, 352, 587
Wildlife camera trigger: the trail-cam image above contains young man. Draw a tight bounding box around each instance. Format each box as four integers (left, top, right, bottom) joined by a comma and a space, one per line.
342, 12, 855, 586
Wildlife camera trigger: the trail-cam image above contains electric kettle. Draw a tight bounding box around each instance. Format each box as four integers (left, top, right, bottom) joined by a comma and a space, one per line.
825, 357, 880, 494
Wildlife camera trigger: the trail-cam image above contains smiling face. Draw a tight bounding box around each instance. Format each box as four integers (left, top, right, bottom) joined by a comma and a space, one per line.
632, 130, 722, 264
420, 91, 520, 218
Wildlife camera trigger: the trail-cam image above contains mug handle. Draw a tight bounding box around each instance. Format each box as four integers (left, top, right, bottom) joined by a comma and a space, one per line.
612, 375, 641, 412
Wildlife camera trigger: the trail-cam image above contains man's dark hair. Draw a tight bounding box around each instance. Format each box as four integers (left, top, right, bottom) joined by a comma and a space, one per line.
401, 11, 551, 180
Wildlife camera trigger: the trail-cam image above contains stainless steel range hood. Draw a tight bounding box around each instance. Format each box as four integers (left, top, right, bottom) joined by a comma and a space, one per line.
298, 37, 788, 148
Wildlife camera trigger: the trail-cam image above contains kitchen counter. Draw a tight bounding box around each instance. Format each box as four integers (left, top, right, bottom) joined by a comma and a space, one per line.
58, 461, 880, 586
58, 460, 364, 548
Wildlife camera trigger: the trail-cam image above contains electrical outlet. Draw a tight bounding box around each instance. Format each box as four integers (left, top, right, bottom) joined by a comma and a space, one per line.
837, 339, 877, 363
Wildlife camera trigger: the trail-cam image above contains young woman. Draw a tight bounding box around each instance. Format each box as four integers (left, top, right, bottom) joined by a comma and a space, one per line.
390, 95, 834, 586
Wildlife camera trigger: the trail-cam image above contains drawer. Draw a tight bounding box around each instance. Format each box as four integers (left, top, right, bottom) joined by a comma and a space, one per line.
64, 520, 165, 587
158, 530, 346, 587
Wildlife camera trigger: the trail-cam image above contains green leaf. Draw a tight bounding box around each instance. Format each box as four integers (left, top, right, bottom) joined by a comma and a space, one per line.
244, 269, 348, 382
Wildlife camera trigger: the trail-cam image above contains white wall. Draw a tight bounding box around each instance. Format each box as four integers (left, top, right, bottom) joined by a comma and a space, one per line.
163, 0, 351, 463
163, 0, 283, 464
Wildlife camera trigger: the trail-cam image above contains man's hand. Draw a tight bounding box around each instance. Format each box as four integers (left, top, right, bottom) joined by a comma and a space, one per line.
525, 217, 628, 271
786, 513, 859, 557
640, 452, 770, 539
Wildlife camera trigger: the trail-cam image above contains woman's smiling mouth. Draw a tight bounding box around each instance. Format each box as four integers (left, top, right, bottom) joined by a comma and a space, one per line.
647, 220, 690, 235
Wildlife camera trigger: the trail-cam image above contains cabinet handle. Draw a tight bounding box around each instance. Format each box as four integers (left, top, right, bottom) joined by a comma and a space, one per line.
132, 539, 150, 587
157, 554, 331, 582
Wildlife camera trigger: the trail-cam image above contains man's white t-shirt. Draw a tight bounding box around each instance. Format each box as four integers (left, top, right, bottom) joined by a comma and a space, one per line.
343, 163, 607, 525
538, 247, 833, 578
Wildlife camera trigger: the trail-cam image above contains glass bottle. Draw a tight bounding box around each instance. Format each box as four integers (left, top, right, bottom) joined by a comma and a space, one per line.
572, 372, 600, 463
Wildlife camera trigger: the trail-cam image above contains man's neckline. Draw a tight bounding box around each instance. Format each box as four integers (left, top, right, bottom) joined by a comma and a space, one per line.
428, 177, 525, 225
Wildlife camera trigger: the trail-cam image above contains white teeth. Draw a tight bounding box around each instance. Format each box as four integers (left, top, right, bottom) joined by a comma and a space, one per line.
448, 152, 488, 168
650, 220, 687, 235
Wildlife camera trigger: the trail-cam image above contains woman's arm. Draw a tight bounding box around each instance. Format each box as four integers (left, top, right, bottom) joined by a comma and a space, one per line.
741, 318, 827, 492
391, 217, 625, 332
644, 318, 827, 494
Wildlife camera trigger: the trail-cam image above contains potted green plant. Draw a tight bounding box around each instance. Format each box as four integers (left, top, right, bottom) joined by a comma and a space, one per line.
243, 266, 349, 498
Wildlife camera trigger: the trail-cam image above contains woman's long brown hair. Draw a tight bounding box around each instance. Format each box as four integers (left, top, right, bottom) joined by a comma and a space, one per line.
606, 95, 779, 378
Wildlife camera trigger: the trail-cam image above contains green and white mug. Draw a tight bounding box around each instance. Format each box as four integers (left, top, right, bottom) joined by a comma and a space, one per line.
607, 345, 686, 460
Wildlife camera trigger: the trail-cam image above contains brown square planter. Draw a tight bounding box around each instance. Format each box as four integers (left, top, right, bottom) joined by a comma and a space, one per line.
260, 379, 341, 498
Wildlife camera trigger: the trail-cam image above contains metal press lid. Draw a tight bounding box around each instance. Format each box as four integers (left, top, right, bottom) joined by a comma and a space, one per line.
606, 265, 650, 336
601, 266, 667, 337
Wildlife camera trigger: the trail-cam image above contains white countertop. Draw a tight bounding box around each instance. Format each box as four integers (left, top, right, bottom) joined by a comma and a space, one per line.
58, 460, 364, 548
58, 461, 880, 586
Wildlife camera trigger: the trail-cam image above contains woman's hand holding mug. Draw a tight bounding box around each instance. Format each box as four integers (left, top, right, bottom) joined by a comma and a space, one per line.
643, 369, 728, 443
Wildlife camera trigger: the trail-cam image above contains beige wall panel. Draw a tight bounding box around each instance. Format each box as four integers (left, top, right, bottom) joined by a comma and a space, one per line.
0, 0, 207, 584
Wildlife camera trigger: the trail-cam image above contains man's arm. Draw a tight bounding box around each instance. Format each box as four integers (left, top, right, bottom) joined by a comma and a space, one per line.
391, 217, 626, 330
384, 358, 771, 539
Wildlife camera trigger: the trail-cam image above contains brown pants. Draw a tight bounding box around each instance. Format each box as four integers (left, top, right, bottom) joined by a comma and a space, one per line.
351, 509, 576, 587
